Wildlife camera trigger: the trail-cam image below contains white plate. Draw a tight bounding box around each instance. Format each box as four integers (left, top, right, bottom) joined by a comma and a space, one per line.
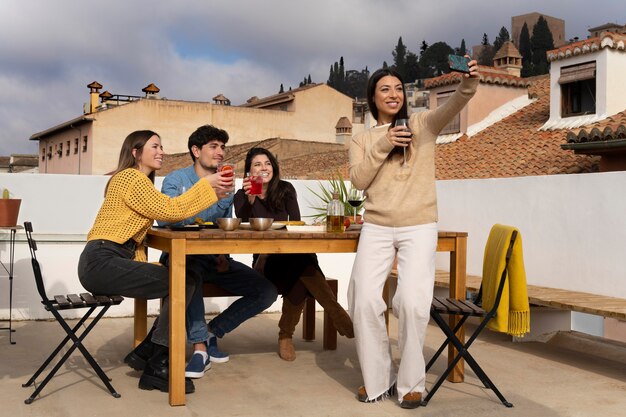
347, 224, 363, 231
239, 222, 286, 230
286, 225, 326, 232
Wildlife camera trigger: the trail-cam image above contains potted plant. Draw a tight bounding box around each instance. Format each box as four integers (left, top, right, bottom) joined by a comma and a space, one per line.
307, 172, 365, 223
0, 188, 21, 227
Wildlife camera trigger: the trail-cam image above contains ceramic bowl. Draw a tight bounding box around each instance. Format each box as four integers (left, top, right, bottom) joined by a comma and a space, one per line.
216, 217, 241, 231
249, 217, 274, 231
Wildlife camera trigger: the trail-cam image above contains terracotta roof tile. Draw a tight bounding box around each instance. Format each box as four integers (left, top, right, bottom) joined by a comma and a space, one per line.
424, 66, 530, 89
547, 32, 626, 62
435, 75, 599, 179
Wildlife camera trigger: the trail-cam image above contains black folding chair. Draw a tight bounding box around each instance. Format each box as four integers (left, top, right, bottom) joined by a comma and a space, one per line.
423, 226, 521, 408
22, 221, 124, 404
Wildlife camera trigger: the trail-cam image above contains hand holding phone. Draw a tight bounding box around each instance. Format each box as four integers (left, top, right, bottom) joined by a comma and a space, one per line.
448, 54, 471, 74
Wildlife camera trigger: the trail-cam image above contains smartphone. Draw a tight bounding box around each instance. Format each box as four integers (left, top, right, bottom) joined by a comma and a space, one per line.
448, 54, 471, 74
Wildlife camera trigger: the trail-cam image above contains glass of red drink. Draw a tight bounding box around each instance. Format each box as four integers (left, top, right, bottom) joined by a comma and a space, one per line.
247, 172, 263, 195
217, 163, 235, 196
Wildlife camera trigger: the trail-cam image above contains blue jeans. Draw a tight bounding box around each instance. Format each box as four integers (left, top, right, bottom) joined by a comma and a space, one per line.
162, 253, 277, 342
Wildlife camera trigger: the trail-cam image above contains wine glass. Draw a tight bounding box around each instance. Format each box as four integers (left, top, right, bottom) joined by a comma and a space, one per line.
347, 188, 364, 224
394, 118, 411, 169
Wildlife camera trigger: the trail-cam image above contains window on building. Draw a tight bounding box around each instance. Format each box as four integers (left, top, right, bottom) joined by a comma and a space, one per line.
58, 142, 63, 157
41, 148, 45, 161
48, 146, 52, 159
82, 136, 88, 152
74, 138, 79, 154
437, 91, 460, 135
559, 61, 596, 117
66, 140, 70, 156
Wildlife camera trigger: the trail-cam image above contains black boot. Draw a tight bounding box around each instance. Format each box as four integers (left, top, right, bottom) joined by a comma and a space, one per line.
124, 326, 155, 371
138, 344, 195, 394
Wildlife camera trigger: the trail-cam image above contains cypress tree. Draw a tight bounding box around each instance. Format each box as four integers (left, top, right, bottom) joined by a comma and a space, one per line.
279, 83, 284, 93
519, 23, 532, 77
456, 39, 467, 56
531, 16, 555, 75
392, 37, 408, 79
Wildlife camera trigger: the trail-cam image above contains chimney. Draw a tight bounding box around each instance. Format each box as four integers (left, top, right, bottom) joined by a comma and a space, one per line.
492, 41, 523, 77
142, 83, 160, 99
335, 117, 352, 147
87, 81, 103, 113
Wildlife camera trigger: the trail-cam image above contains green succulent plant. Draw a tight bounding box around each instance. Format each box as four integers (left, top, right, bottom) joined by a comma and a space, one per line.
306, 172, 365, 222
2, 188, 10, 199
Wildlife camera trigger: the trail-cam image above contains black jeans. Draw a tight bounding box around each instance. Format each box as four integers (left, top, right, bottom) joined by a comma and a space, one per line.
78, 239, 201, 347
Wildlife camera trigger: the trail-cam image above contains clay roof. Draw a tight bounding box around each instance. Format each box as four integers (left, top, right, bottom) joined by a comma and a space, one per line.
424, 66, 530, 89
562, 114, 626, 153
99, 90, 113, 99
547, 32, 626, 62
435, 75, 599, 179
212, 93, 229, 101
142, 83, 160, 93
87, 81, 102, 89
335, 117, 352, 129
493, 41, 522, 59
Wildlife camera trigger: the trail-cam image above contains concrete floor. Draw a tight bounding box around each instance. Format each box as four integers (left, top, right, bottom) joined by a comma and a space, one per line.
2, 312, 626, 417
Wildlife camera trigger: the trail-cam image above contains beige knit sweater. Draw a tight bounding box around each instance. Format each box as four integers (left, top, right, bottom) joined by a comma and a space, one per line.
349, 77, 479, 227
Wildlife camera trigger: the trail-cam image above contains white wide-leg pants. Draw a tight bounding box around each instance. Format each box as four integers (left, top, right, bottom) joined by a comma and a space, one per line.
348, 222, 437, 401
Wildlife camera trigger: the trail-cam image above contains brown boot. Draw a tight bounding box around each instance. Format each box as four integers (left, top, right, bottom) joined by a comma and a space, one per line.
278, 335, 296, 361
300, 271, 354, 338
277, 298, 305, 361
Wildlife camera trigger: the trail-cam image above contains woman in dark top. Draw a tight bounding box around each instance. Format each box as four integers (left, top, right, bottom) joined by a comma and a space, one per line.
234, 147, 353, 361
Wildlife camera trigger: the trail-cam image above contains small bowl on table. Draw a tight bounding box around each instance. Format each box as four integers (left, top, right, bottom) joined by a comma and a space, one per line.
217, 218, 241, 231
249, 217, 274, 231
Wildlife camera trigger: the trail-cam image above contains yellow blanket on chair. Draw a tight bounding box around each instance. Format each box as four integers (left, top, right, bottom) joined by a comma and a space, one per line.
481, 224, 530, 337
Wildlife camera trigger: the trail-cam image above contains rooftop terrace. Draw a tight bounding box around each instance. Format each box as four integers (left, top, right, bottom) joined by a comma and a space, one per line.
2, 314, 625, 417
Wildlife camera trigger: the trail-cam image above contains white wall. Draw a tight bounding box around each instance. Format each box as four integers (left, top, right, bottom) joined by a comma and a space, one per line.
1, 172, 625, 330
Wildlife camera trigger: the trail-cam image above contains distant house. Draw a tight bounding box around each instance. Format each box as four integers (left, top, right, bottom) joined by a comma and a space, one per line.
29, 82, 356, 175
424, 41, 531, 144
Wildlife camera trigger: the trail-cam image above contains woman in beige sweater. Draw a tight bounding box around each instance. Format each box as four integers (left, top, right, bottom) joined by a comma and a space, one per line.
348, 62, 479, 409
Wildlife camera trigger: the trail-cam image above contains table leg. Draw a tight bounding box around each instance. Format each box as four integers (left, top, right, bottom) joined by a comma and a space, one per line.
133, 299, 148, 347
447, 235, 467, 382
168, 238, 186, 406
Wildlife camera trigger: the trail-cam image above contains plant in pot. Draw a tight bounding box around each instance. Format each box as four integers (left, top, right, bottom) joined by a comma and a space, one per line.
306, 172, 365, 225
0, 188, 21, 227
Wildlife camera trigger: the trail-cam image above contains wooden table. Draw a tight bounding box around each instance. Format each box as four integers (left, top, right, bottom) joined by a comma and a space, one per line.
139, 227, 467, 406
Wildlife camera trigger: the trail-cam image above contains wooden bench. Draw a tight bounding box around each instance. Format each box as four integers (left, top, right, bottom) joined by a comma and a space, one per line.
202, 278, 339, 350
432, 271, 626, 321
383, 270, 626, 331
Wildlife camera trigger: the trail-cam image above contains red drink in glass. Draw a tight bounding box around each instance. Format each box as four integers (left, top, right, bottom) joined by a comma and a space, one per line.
249, 175, 263, 195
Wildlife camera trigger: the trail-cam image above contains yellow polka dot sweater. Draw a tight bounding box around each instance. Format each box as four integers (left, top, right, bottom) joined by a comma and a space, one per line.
87, 168, 217, 261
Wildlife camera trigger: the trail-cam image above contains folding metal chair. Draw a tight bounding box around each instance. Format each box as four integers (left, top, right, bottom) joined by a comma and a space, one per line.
22, 221, 124, 404
424, 225, 524, 408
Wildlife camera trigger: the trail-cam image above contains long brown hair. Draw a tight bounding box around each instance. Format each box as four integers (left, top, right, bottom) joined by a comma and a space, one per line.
244, 147, 288, 212
366, 68, 410, 161
105, 130, 160, 194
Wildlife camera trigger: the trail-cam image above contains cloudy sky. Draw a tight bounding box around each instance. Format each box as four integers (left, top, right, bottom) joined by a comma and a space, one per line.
1, 0, 622, 155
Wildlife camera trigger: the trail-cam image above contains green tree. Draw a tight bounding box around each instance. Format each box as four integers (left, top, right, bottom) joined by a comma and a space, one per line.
279, 83, 284, 93
420, 40, 429, 55
530, 16, 554, 75
392, 37, 408, 79
328, 58, 346, 91
478, 33, 495, 65
405, 51, 420, 82
519, 22, 532, 76
456, 39, 467, 56
493, 26, 510, 54
419, 41, 454, 78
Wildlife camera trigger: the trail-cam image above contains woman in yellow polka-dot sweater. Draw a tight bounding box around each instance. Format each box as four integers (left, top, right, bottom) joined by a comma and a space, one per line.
78, 130, 232, 394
